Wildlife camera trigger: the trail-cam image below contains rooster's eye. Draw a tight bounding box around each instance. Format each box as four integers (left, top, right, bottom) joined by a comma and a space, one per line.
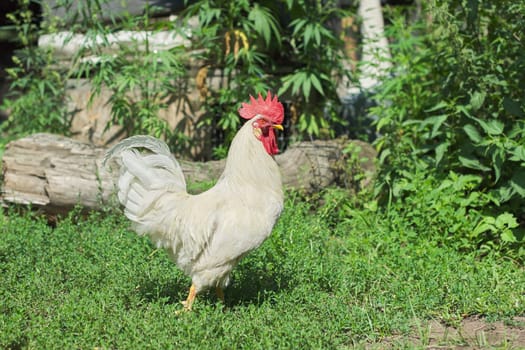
252, 118, 270, 130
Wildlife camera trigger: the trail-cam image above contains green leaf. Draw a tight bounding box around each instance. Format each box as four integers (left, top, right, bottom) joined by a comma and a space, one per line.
472, 221, 494, 237
495, 213, 519, 230
428, 115, 448, 138
304, 23, 314, 46
510, 145, 525, 162
477, 119, 504, 136
495, 184, 514, 203
458, 155, 491, 171
501, 230, 517, 243
290, 18, 307, 36
425, 100, 448, 112
456, 105, 473, 118
375, 117, 391, 132
302, 76, 311, 102
469, 91, 486, 111
248, 4, 280, 46
314, 24, 321, 45
435, 141, 449, 165
278, 76, 293, 96
309, 115, 319, 135
291, 71, 306, 95
492, 149, 505, 183
463, 124, 482, 143
310, 74, 324, 95
300, 113, 319, 136
510, 170, 525, 197
378, 148, 391, 165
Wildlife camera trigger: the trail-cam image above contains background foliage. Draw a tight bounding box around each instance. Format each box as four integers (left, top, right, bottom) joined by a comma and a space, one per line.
1, 0, 351, 155
371, 0, 525, 259
184, 0, 350, 150
1, 0, 71, 141
0, 0, 524, 258
73, 3, 190, 151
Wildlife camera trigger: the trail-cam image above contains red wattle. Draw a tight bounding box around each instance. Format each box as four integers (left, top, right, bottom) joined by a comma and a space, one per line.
261, 128, 279, 155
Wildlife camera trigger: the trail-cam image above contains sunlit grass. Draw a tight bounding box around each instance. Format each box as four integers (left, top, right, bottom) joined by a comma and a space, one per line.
1, 194, 524, 349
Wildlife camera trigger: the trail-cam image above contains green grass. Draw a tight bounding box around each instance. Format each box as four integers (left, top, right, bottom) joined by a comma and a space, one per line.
1, 195, 524, 349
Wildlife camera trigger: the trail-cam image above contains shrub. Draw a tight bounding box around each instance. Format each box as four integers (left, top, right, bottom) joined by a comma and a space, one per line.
184, 0, 351, 147
1, 0, 71, 142
372, 1, 525, 258
2, 0, 352, 155
74, 4, 190, 152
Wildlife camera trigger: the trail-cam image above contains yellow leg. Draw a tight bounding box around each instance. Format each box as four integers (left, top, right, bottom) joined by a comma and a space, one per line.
215, 287, 225, 303
181, 284, 197, 311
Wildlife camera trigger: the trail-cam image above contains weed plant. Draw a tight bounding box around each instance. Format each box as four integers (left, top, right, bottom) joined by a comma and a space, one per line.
1, 0, 71, 144
1, 0, 350, 155
184, 0, 350, 146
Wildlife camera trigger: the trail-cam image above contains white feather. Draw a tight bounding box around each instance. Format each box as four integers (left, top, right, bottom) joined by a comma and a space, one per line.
105, 121, 283, 294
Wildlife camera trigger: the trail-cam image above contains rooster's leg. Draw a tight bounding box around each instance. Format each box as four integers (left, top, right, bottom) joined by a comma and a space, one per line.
215, 287, 225, 303
181, 284, 197, 311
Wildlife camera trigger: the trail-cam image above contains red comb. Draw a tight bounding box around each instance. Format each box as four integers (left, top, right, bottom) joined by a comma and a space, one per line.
238, 91, 284, 124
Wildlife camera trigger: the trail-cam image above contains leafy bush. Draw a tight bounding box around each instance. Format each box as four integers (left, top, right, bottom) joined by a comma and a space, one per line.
184, 0, 350, 146
372, 1, 525, 257
276, 0, 349, 138
74, 4, 190, 152
382, 170, 521, 258
183, 0, 279, 147
1, 0, 71, 142
2, 0, 351, 155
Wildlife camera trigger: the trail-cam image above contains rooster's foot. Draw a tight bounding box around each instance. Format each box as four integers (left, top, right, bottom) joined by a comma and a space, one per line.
176, 284, 196, 314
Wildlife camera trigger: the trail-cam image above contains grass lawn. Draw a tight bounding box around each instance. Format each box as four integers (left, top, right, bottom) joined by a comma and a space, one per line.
1, 195, 524, 349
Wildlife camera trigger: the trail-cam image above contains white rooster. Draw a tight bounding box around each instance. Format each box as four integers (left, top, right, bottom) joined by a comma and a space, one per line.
104, 91, 284, 310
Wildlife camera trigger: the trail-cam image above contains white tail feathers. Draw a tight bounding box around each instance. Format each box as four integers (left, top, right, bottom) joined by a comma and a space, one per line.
103, 135, 172, 164
104, 136, 187, 222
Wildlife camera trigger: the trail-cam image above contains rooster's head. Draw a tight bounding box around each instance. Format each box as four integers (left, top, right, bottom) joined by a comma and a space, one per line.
238, 91, 284, 155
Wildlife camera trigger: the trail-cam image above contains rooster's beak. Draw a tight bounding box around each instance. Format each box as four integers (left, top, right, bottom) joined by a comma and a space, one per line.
273, 124, 284, 131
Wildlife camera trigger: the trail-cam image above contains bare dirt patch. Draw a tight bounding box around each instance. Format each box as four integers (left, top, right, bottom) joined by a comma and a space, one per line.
367, 316, 525, 349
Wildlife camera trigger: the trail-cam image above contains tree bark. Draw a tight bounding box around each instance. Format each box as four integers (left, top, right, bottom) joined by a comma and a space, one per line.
1, 133, 376, 215
357, 0, 392, 90
338, 0, 392, 99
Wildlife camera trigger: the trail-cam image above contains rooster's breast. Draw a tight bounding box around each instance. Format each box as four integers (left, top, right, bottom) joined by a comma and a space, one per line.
186, 186, 282, 288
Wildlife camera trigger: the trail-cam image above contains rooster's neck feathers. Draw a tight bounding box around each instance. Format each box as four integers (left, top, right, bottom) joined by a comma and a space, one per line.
220, 116, 282, 192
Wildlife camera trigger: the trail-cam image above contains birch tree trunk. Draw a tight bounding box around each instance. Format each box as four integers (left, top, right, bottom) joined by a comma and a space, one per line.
338, 0, 392, 98
357, 0, 392, 90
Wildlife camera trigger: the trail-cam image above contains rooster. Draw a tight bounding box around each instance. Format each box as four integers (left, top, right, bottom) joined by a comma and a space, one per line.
104, 91, 284, 311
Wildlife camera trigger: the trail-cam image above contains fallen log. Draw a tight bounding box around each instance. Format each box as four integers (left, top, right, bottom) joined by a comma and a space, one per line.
1, 133, 376, 214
